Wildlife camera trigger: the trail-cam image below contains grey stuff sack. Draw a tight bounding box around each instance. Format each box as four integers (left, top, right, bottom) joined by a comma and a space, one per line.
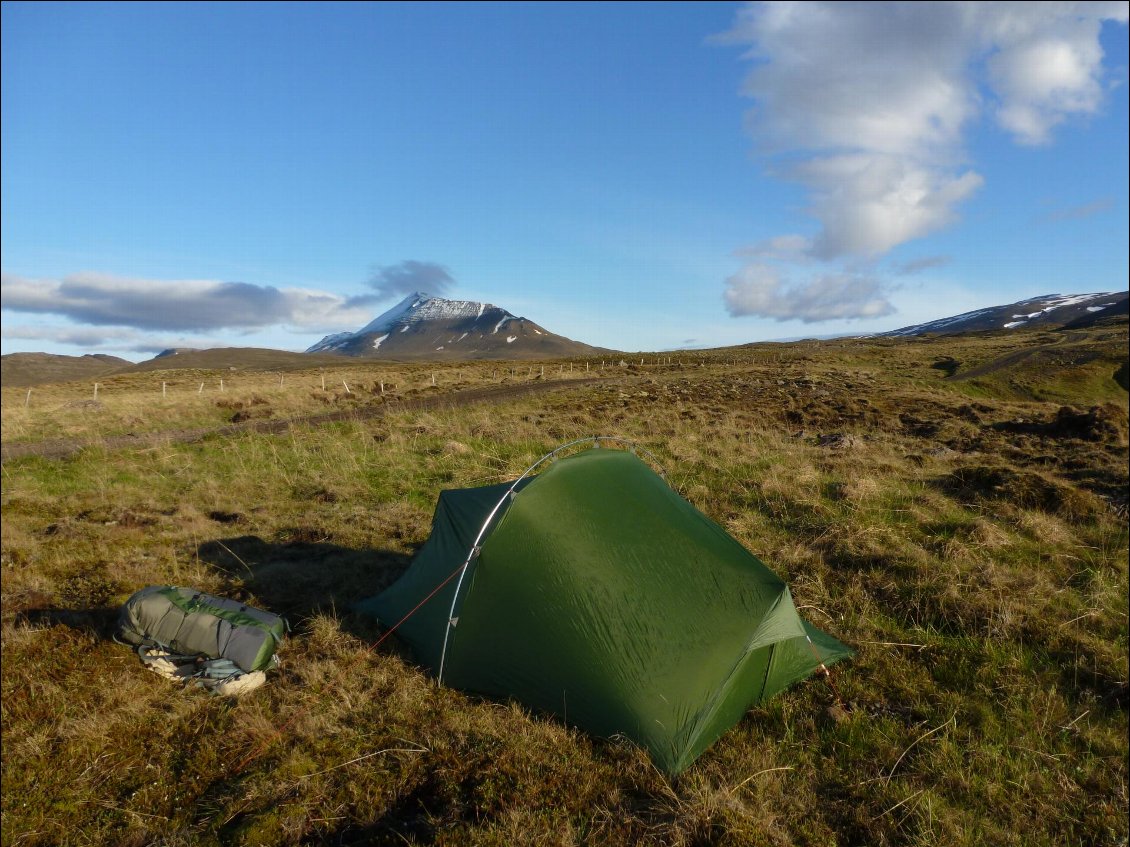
116, 586, 286, 673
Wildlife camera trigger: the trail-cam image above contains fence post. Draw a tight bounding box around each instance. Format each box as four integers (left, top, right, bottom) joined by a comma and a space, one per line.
93, 383, 99, 400
162, 382, 167, 397
25, 388, 32, 408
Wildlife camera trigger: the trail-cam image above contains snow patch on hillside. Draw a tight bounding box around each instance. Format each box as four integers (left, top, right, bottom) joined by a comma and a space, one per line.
880, 292, 1124, 337
297, 292, 595, 356
306, 331, 354, 353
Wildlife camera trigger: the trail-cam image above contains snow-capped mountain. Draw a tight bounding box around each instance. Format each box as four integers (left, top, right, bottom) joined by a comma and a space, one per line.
881, 291, 1128, 337
307, 292, 609, 359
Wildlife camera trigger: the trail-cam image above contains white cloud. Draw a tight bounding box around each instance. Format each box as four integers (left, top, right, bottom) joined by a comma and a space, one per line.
981, 2, 1126, 144
717, 0, 1127, 306
722, 2, 976, 159
723, 262, 894, 322
718, 1, 1125, 325
1, 272, 374, 333
0, 322, 233, 354
797, 154, 984, 259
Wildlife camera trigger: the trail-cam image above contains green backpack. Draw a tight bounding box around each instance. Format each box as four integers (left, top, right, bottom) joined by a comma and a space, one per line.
116, 586, 286, 693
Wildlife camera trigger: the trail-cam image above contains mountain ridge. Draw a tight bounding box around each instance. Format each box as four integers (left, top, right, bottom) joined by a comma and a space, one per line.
307, 292, 610, 359
880, 291, 1128, 337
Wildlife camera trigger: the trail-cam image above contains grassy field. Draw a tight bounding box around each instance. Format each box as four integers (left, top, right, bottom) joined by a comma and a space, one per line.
2, 323, 1127, 846
0, 359, 606, 446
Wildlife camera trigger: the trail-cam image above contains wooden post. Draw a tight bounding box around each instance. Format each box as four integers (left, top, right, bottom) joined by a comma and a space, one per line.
220, 379, 224, 392
25, 388, 31, 408
431, 372, 436, 386
540, 366, 544, 378
380, 380, 385, 394
321, 373, 326, 391
93, 383, 99, 399
162, 382, 167, 397
198, 382, 204, 394
279, 374, 284, 387
343, 380, 351, 394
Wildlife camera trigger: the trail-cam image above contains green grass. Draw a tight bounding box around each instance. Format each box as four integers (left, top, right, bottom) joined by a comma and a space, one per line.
2, 326, 1127, 846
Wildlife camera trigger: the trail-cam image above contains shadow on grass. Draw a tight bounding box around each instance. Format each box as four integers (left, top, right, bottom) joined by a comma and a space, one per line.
8, 537, 417, 668
194, 534, 416, 639
12, 605, 119, 640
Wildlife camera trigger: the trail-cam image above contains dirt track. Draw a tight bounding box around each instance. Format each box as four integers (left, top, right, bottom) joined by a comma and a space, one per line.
1, 376, 605, 464
949, 342, 1061, 382
949, 329, 1107, 383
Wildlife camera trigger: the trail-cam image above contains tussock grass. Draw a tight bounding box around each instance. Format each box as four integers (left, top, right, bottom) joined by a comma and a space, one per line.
2, 327, 1127, 845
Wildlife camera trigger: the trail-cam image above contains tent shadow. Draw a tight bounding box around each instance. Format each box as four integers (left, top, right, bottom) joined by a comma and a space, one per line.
11, 605, 119, 640
194, 534, 416, 640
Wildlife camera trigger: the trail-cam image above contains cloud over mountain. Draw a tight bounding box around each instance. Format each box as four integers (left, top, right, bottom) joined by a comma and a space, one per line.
346, 260, 457, 307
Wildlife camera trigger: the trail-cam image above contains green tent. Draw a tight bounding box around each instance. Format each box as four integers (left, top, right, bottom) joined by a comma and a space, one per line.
357, 443, 851, 774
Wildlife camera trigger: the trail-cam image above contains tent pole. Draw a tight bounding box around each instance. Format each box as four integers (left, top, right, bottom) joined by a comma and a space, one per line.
435, 435, 668, 684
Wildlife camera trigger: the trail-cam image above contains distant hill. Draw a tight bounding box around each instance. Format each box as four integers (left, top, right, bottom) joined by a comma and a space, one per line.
125, 347, 349, 373
881, 291, 1128, 337
0, 352, 133, 388
307, 292, 611, 359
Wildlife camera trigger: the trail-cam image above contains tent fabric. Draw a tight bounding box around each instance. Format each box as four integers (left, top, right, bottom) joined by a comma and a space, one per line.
356, 447, 852, 774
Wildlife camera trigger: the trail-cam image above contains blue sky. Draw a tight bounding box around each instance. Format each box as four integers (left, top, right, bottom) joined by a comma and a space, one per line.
2, 1, 1127, 360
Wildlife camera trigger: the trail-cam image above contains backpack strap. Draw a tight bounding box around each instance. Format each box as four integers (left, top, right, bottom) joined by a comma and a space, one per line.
136, 644, 201, 682
136, 643, 197, 666
190, 658, 267, 696
193, 658, 241, 680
